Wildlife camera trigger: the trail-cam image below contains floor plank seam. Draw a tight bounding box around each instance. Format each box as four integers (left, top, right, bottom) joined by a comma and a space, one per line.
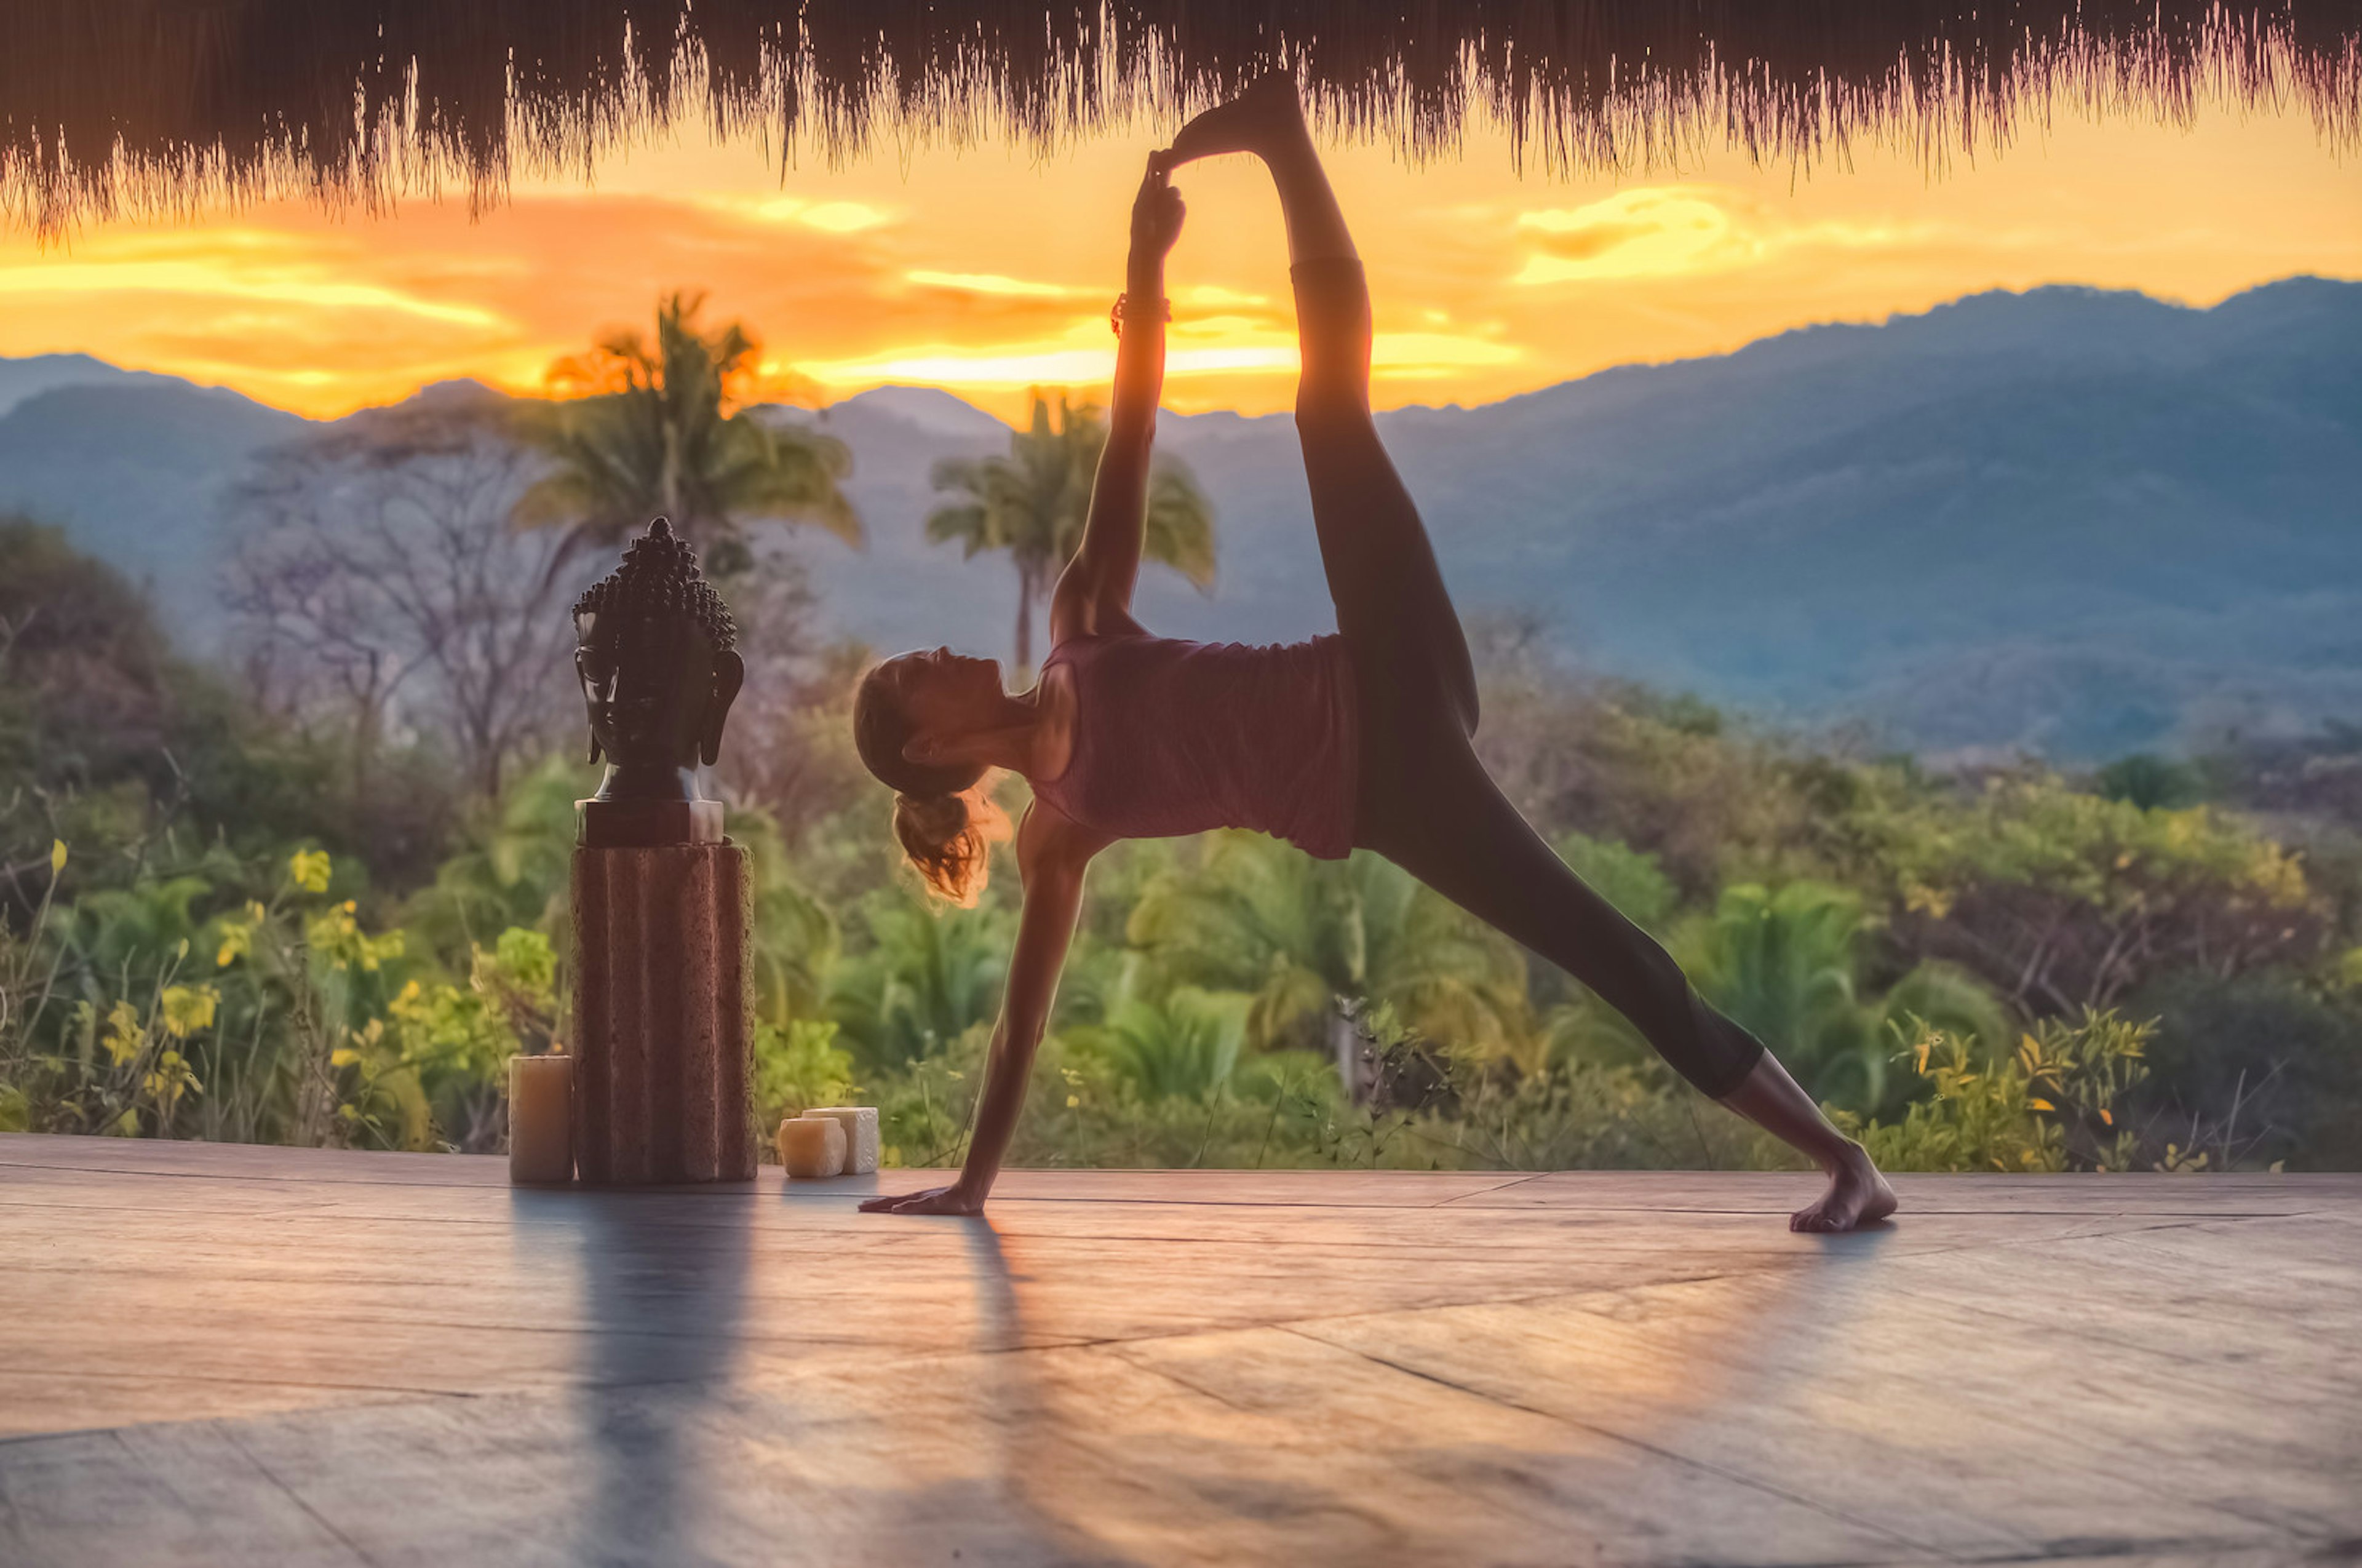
1431, 1172, 1551, 1206
216, 1425, 383, 1567
0, 1367, 483, 1399
1271, 1323, 1963, 1562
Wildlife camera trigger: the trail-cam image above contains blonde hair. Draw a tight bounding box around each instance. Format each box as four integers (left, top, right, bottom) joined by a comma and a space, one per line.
853, 655, 1014, 905
890, 778, 1013, 907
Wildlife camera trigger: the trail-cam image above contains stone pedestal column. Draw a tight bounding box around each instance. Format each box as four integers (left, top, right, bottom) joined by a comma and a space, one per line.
569, 842, 757, 1184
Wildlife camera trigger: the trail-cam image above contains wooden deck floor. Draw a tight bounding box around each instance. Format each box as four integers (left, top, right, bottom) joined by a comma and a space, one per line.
2, 1134, 2357, 1567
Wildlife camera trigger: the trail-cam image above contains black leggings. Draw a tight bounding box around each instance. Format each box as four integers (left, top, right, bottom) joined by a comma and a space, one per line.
1291, 258, 1766, 1100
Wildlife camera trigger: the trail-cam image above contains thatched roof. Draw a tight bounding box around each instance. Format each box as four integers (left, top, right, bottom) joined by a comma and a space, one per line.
6, 1, 2358, 237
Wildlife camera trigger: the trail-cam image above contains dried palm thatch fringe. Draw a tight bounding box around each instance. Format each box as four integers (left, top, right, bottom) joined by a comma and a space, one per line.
4, 1, 2357, 238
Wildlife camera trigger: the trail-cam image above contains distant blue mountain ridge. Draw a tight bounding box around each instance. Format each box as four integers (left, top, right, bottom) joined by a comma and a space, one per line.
1, 276, 2355, 760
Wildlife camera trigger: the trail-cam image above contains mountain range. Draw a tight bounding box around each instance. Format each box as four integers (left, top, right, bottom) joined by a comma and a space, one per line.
2, 277, 2356, 760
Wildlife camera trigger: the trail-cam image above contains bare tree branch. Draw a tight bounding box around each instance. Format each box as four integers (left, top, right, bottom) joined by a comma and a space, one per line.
223, 389, 586, 799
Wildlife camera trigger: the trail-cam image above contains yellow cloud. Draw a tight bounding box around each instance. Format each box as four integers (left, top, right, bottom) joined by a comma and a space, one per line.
1178, 283, 1270, 308
808, 343, 1116, 387
0, 260, 506, 327
680, 194, 891, 231
1515, 187, 1758, 284
801, 201, 891, 233
905, 270, 1080, 297
1372, 332, 1521, 375
808, 325, 1517, 393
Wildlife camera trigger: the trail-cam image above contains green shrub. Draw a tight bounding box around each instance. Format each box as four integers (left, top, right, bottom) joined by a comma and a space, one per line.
753, 1017, 856, 1129
1842, 1010, 2152, 1173
2129, 970, 2362, 1170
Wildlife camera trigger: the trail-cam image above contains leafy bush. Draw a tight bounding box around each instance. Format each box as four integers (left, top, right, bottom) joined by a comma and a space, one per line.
1068, 985, 1249, 1104
753, 1017, 856, 1127
2128, 970, 2362, 1170
1841, 1011, 2153, 1173
1867, 771, 2325, 1013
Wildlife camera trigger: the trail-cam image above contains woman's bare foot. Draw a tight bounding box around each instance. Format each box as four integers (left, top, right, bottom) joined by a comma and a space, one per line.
1791, 1147, 1899, 1233
1161, 74, 1310, 168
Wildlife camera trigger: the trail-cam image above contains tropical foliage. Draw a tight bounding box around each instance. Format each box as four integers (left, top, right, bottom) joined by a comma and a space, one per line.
1677, 880, 2009, 1115
1839, 1011, 2157, 1174
1127, 834, 1530, 1083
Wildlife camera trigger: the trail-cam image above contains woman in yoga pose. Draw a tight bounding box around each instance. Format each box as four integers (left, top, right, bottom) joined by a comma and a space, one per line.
853, 81, 1897, 1232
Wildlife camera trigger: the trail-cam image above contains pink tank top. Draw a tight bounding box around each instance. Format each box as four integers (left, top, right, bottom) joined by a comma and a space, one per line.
1034, 632, 1360, 859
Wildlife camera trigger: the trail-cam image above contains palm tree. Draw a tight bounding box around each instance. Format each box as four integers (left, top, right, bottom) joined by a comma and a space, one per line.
1126, 833, 1528, 1093
827, 894, 1014, 1073
1070, 985, 1251, 1104
1680, 881, 2011, 1115
513, 290, 862, 576
926, 389, 1215, 669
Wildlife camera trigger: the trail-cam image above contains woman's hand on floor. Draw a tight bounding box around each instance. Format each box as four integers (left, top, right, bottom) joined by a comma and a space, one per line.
859, 1183, 985, 1216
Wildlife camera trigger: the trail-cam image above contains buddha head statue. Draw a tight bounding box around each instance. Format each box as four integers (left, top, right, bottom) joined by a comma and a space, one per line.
572, 517, 744, 806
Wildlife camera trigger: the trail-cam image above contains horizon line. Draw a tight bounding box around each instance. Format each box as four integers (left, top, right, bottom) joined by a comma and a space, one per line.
4, 272, 2348, 429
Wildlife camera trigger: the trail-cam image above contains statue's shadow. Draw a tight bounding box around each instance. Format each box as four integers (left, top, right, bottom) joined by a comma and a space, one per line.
560, 1188, 753, 1564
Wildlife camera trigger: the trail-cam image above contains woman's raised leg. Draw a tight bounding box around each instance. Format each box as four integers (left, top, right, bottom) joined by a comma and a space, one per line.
1163, 81, 1479, 736
1166, 82, 1895, 1230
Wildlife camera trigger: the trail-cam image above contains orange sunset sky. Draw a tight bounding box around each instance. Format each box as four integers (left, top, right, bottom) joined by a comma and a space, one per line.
2, 102, 2356, 423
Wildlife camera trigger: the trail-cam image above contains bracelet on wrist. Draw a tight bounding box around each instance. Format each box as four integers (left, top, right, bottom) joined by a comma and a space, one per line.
1110, 292, 1173, 337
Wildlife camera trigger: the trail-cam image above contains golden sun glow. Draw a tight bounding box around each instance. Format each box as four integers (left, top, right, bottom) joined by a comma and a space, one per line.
1, 105, 2353, 421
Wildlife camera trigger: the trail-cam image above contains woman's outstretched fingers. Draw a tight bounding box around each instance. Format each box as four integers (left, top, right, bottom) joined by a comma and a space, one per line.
858, 1184, 984, 1216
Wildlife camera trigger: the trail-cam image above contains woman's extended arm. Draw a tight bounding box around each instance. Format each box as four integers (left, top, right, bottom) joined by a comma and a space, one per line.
1046, 158, 1184, 643
858, 810, 1101, 1216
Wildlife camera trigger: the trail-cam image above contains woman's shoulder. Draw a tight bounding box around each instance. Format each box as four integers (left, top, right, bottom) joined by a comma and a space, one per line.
1046, 601, 1151, 655
1016, 794, 1111, 872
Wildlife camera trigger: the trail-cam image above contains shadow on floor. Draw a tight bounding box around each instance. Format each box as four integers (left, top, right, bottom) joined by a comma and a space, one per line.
514, 1188, 754, 1564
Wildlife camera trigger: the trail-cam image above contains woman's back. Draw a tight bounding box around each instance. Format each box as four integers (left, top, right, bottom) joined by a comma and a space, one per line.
1035, 632, 1358, 859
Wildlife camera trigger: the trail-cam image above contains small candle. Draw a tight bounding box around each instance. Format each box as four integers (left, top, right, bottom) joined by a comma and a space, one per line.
809, 1107, 880, 1174
777, 1115, 847, 1179
509, 1054, 575, 1185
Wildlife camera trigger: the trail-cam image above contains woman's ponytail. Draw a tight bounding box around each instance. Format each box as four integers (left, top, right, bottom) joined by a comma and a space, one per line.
890, 781, 1012, 907
854, 653, 1016, 905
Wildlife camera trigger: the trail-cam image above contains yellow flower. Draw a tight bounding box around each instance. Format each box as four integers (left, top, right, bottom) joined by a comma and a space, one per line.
141, 1049, 202, 1110
1065, 1094, 1081, 1109
101, 1000, 143, 1065
159, 985, 220, 1039
215, 923, 252, 968
1901, 882, 1954, 920
289, 848, 333, 894
49, 839, 67, 877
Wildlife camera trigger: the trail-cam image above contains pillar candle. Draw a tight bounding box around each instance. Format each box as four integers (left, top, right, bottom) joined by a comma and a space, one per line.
777, 1115, 847, 1179
509, 1053, 575, 1185
809, 1107, 880, 1175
